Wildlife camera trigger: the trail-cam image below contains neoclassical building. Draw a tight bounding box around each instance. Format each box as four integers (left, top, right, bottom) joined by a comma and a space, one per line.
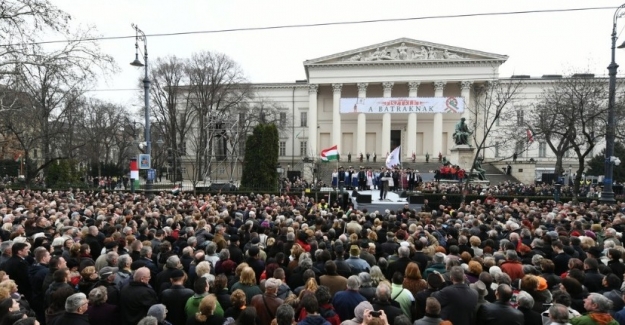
194, 37, 605, 182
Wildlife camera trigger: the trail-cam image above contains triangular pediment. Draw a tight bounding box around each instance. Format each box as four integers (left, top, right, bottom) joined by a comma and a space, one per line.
304, 37, 508, 65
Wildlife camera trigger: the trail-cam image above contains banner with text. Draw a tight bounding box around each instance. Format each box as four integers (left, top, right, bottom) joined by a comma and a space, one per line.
340, 97, 464, 114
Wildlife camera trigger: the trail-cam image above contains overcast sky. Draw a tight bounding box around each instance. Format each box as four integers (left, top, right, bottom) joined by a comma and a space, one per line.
49, 0, 624, 112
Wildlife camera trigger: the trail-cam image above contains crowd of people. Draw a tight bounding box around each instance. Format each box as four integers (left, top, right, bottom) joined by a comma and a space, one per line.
0, 187, 623, 325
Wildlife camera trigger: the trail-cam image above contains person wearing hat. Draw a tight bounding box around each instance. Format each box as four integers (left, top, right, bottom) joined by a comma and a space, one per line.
147, 304, 172, 325
415, 273, 445, 319
90, 266, 120, 305
161, 269, 193, 325
246, 246, 265, 284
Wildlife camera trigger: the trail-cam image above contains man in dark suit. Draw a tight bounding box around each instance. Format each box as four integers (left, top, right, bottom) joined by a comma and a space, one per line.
379, 167, 391, 200
407, 168, 414, 191
1, 242, 32, 301
338, 167, 345, 190
358, 167, 367, 191
476, 284, 524, 325
432, 266, 478, 325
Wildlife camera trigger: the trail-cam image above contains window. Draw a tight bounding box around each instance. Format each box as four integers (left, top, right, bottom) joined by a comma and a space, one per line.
300, 141, 307, 157
495, 142, 500, 157
300, 111, 308, 127
239, 113, 246, 128
564, 150, 571, 158
181, 167, 187, 175
515, 140, 524, 157
279, 141, 286, 156
539, 142, 547, 158
516, 110, 524, 126
33, 149, 38, 158
178, 142, 187, 156
218, 166, 225, 175
214, 137, 227, 161
280, 112, 287, 126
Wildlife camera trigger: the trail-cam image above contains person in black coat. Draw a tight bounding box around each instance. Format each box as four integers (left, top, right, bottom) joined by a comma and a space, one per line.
228, 235, 244, 265
119, 267, 159, 325
476, 284, 524, 325
432, 266, 478, 325
1, 243, 33, 301
161, 269, 194, 325
385, 247, 411, 280
49, 292, 91, 325
28, 247, 50, 322
583, 258, 605, 293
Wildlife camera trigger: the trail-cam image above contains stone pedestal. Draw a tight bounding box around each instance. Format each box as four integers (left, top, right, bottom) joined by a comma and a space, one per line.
449, 145, 475, 171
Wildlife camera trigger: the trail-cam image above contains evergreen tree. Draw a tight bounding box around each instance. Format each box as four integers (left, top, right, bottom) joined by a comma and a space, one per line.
587, 142, 625, 183
240, 123, 279, 191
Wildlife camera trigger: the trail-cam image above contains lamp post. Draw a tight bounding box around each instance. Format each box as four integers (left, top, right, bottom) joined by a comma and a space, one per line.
130, 24, 152, 191
602, 5, 625, 203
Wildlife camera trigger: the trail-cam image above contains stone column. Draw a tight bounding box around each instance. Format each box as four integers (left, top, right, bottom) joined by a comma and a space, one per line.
332, 83, 342, 155
407, 81, 420, 159
308, 84, 318, 157
357, 83, 368, 158
433, 81, 446, 157
461, 81, 473, 120
382, 82, 394, 157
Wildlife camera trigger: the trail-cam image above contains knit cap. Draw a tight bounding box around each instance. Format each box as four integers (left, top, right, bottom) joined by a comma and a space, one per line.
147, 304, 167, 322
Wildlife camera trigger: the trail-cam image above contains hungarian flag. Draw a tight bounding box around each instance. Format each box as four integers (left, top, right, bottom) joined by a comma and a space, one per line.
320, 145, 339, 162
526, 129, 534, 143
14, 154, 21, 163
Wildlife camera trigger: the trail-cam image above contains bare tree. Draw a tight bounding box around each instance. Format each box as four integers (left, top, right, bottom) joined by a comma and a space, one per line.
149, 55, 194, 160
532, 75, 610, 200
461, 79, 525, 202
0, 0, 71, 70
184, 51, 251, 190
81, 99, 129, 173
0, 27, 116, 184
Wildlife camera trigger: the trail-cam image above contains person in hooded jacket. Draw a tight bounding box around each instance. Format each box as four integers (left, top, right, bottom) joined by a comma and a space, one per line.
313, 286, 340, 325
297, 295, 330, 325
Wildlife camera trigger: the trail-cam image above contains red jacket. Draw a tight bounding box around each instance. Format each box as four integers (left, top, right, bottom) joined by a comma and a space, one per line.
500, 260, 525, 282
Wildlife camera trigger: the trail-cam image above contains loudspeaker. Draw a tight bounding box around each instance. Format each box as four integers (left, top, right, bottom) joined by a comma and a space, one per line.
352, 190, 359, 197
409, 195, 424, 204
399, 191, 408, 198
356, 194, 372, 203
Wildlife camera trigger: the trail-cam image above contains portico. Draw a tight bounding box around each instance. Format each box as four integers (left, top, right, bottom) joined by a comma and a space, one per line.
304, 37, 508, 160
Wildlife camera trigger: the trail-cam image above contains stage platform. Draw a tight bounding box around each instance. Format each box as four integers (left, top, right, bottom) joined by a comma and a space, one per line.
349, 190, 423, 212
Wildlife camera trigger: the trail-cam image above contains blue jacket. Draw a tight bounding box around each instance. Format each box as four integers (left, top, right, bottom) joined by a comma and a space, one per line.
331, 290, 366, 321
298, 315, 331, 325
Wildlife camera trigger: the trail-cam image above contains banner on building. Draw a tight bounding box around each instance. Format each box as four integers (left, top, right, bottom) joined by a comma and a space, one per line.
340, 97, 464, 114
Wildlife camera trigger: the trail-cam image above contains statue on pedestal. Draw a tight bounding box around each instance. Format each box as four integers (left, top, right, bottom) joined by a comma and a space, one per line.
453, 117, 472, 146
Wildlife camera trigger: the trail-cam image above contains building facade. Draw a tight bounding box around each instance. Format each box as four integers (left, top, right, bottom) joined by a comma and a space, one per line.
192, 37, 609, 183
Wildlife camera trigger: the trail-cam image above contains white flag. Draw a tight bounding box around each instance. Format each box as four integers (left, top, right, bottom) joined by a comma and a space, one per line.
386, 146, 401, 169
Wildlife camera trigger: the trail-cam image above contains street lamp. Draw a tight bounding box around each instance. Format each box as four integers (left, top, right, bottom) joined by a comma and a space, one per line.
602, 4, 625, 203
130, 23, 152, 191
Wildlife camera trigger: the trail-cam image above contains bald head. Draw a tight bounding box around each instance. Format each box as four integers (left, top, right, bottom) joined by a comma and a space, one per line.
133, 267, 151, 283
